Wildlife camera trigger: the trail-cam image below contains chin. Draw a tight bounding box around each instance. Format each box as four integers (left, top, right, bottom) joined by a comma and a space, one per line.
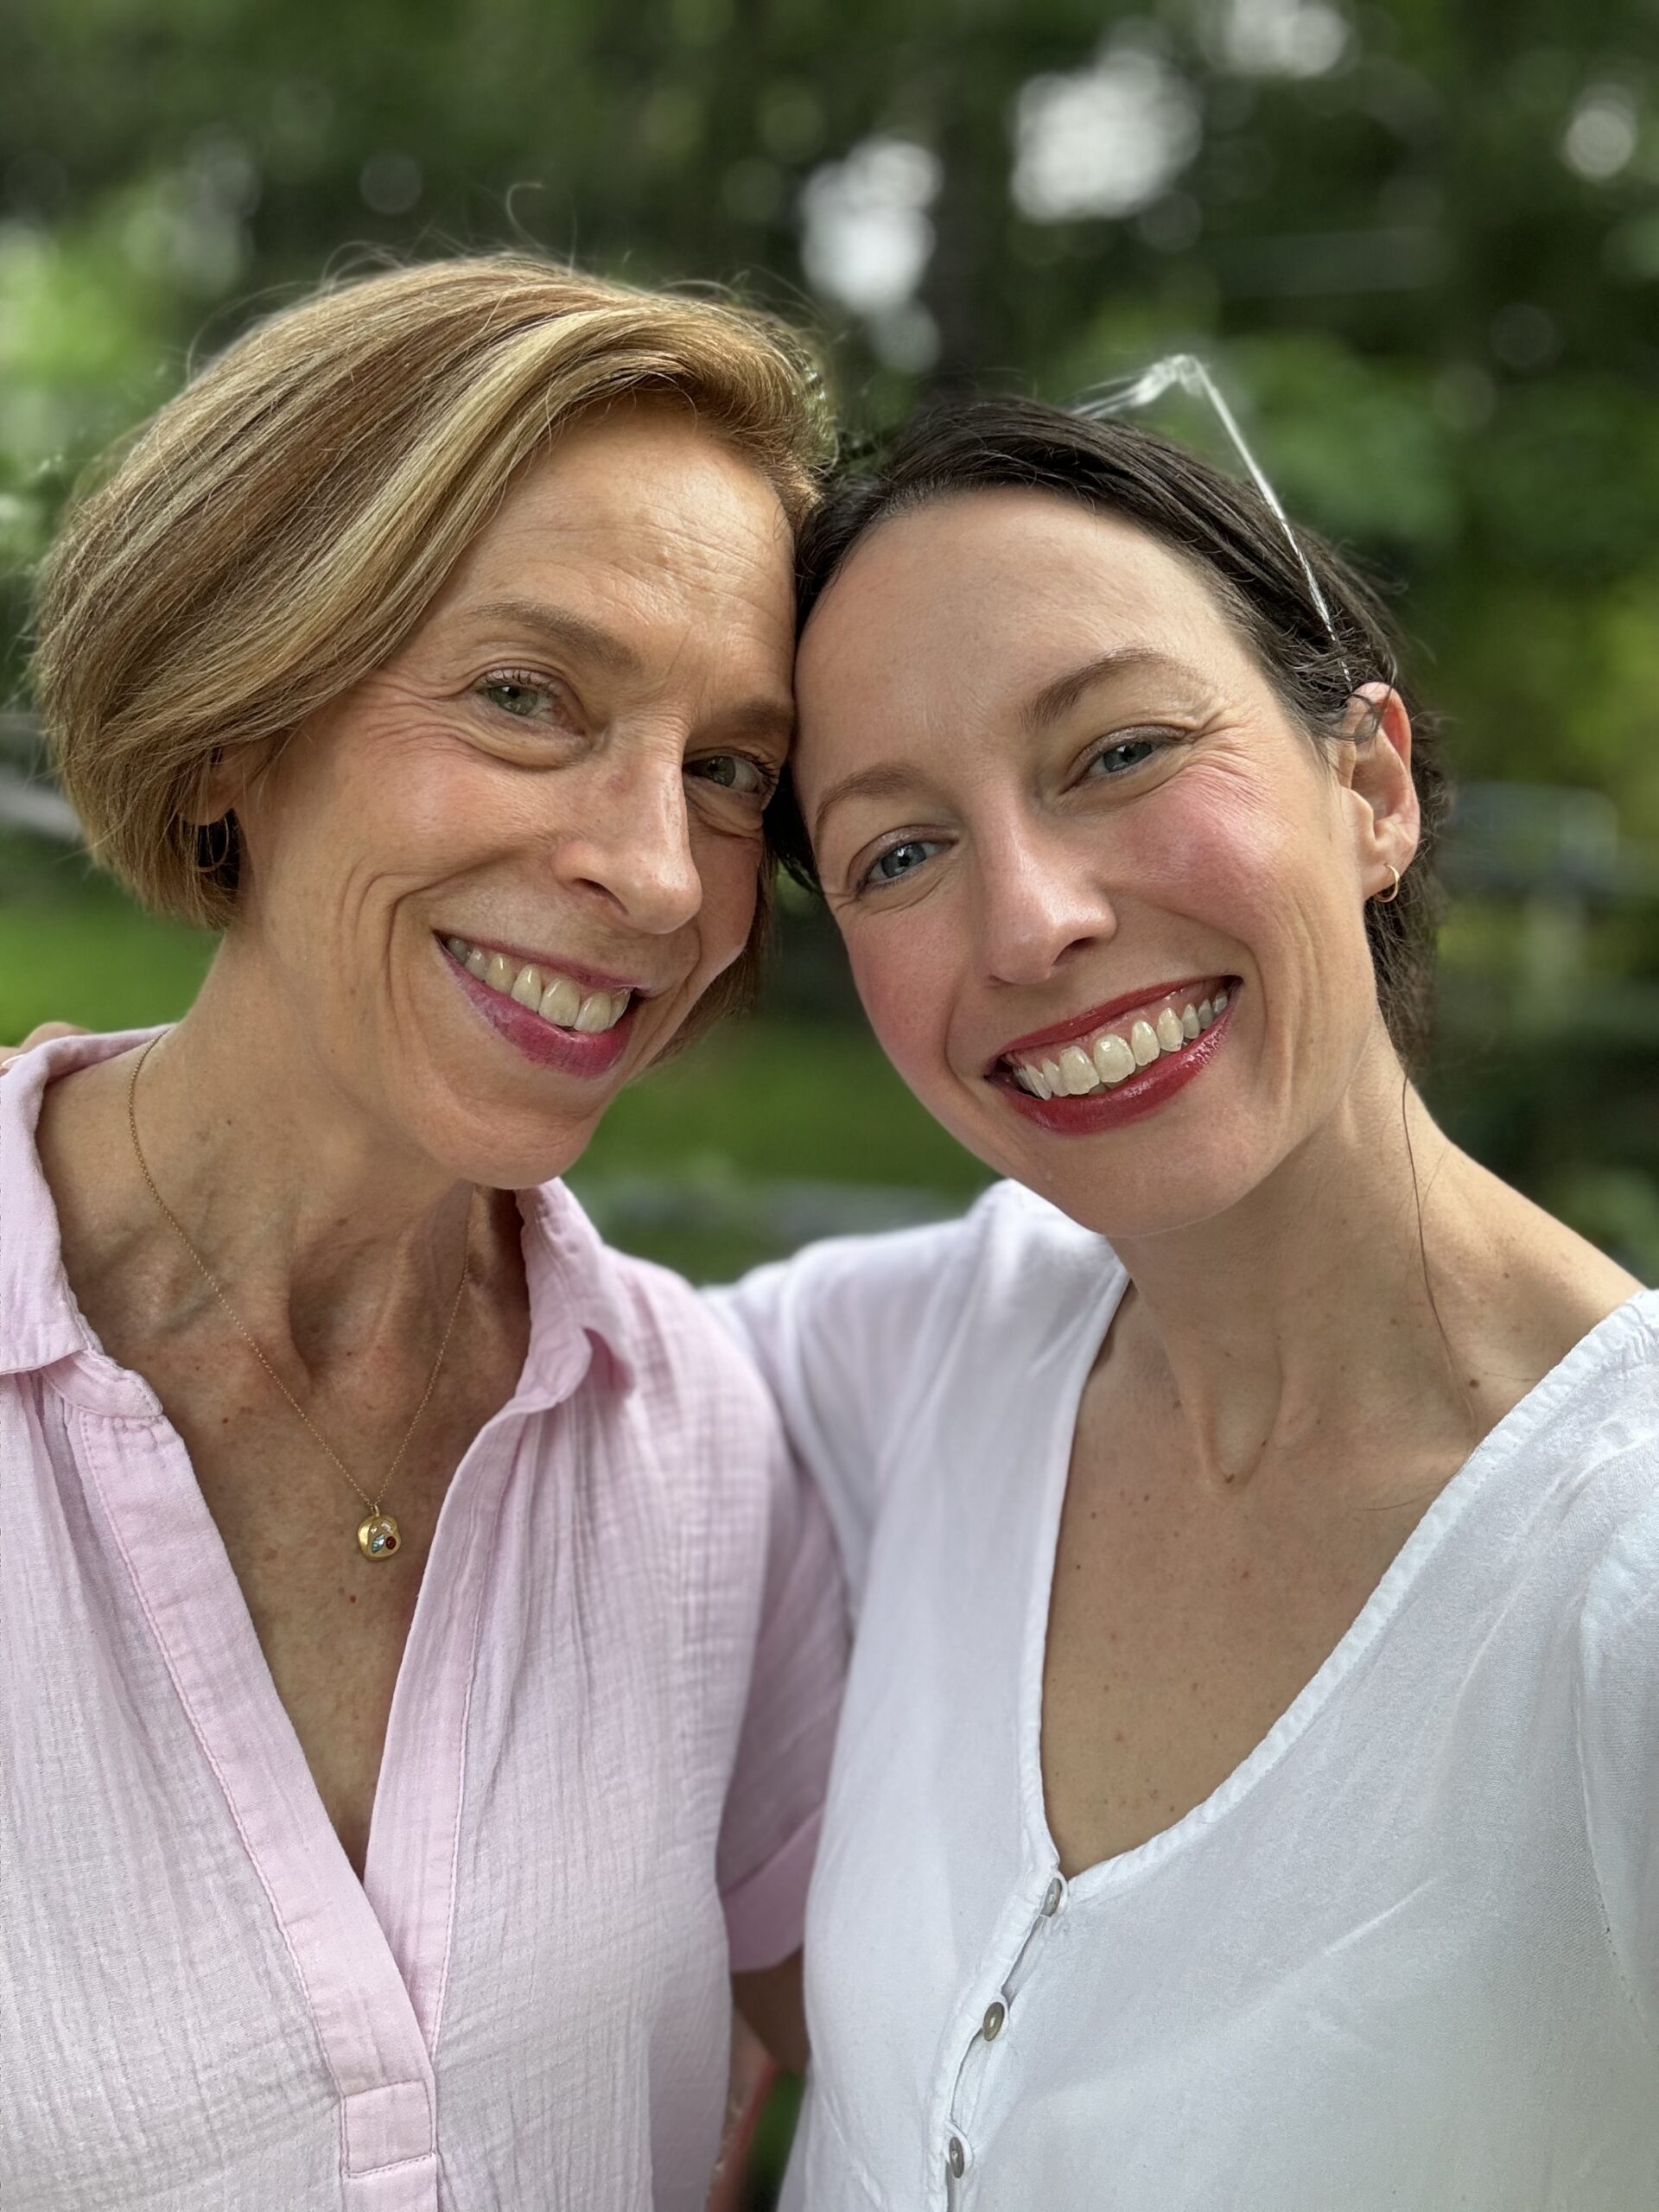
957, 1099, 1287, 1247
384, 1064, 601, 1193
1052, 1166, 1263, 1245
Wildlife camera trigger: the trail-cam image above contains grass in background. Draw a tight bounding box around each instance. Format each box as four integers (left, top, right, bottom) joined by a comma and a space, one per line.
0, 836, 215, 1038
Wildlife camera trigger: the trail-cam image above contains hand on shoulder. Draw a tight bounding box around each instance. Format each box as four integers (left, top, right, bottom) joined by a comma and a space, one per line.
0, 1022, 87, 1072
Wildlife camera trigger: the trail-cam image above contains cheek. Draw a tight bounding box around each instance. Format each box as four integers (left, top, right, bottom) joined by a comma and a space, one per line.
843, 918, 954, 1092
688, 827, 766, 976
1137, 757, 1344, 950
1140, 767, 1377, 1060
247, 716, 471, 904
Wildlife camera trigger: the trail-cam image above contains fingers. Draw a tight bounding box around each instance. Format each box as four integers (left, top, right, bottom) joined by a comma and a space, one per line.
0, 1020, 86, 1074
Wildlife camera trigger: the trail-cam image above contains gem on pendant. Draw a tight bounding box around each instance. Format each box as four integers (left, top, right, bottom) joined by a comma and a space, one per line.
357, 1513, 402, 1560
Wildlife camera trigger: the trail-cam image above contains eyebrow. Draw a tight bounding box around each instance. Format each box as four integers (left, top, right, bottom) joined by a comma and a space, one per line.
462, 597, 645, 677
810, 763, 929, 846
463, 595, 795, 749
810, 648, 1203, 843
1023, 647, 1198, 733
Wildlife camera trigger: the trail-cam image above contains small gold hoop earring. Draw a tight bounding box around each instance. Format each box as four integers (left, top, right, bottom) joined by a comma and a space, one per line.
1375, 863, 1401, 905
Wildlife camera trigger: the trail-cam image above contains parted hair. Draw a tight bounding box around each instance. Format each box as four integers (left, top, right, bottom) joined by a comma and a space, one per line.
33, 252, 834, 1027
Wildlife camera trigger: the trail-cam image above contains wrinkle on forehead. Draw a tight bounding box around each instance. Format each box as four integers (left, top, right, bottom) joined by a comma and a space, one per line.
424, 422, 798, 700
448, 412, 792, 594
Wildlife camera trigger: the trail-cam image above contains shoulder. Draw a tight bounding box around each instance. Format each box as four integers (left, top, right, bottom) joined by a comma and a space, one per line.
710, 1178, 1109, 1381
1570, 1378, 1659, 2024
1525, 1287, 1659, 1481
1559, 1294, 1659, 1749
600, 1236, 785, 1439
1570, 1300, 1659, 1640
703, 1183, 1119, 1604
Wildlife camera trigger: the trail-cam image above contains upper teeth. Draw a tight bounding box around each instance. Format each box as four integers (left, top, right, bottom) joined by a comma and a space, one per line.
1009, 989, 1229, 1099
445, 937, 632, 1035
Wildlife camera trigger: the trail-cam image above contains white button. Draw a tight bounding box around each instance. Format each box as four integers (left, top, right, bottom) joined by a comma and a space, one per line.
947, 2134, 967, 2177
1043, 1874, 1065, 1916
982, 1999, 1006, 2041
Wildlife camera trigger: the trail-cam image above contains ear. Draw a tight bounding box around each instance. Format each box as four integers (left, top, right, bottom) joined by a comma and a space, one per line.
179, 734, 285, 830
1333, 682, 1419, 901
180, 752, 243, 830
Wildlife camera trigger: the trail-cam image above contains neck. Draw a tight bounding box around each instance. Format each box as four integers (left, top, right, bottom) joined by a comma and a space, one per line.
1108, 1032, 1484, 1490
100, 938, 484, 1370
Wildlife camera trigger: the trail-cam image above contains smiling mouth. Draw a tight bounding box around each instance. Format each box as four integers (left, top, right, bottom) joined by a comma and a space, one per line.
442, 935, 635, 1036
994, 979, 1236, 1098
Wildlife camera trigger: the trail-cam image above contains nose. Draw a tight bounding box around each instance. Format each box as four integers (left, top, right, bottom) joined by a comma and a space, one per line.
554, 734, 704, 938
975, 817, 1119, 988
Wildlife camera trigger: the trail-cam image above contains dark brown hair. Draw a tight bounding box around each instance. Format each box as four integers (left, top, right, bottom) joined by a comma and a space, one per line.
771, 395, 1447, 1068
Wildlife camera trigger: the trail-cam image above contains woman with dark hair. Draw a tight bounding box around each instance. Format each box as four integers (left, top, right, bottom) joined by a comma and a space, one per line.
717, 397, 1659, 2209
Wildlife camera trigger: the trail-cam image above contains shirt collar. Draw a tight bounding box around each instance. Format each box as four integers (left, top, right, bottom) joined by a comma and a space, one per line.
512, 1178, 639, 1407
0, 1028, 637, 1406
0, 1029, 159, 1382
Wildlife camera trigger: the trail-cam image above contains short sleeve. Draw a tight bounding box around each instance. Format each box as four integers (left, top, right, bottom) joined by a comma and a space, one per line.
716, 1428, 849, 1972
704, 1210, 988, 1612
1576, 1489, 1659, 2038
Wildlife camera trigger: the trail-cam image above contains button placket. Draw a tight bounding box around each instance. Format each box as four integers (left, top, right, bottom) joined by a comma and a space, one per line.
941, 1869, 1067, 2201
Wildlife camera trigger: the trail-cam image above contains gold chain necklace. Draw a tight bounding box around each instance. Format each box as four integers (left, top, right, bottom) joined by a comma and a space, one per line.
126, 1035, 472, 1561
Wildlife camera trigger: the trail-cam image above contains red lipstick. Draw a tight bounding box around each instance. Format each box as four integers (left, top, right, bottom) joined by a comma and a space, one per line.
997, 988, 1238, 1135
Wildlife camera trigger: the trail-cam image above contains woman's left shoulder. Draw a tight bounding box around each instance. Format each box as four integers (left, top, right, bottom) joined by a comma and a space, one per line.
528, 1177, 782, 1439
1573, 1447, 1659, 2012
612, 1243, 782, 1423
1561, 1294, 1659, 1674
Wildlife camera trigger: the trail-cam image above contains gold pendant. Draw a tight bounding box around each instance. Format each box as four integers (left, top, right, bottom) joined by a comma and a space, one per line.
357, 1513, 402, 1560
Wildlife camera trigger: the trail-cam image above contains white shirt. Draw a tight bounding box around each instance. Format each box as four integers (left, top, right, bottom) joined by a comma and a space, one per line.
715, 1180, 1659, 2212
1, 1033, 847, 2212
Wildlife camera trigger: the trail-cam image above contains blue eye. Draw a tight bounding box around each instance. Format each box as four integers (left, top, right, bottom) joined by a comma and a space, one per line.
1084, 734, 1164, 779
864, 838, 938, 888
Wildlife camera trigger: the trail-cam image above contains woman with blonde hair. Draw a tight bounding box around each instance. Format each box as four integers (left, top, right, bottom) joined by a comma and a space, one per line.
0, 256, 846, 2210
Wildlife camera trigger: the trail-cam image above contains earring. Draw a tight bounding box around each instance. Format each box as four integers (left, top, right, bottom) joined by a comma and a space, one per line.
194, 816, 233, 874
1374, 863, 1401, 905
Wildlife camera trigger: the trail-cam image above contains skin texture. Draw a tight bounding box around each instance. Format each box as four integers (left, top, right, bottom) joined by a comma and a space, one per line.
29, 404, 805, 2059
795, 487, 1639, 1872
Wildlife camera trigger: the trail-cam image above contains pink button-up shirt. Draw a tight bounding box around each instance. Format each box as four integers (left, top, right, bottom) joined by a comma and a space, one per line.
0, 1033, 847, 2211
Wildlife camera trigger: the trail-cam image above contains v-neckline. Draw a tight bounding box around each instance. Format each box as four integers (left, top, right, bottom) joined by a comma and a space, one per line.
73, 1365, 504, 2088
1015, 1267, 1659, 1904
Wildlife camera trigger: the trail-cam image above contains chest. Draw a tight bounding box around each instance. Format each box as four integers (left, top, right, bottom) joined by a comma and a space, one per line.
795, 1391, 1648, 2212
3, 1380, 744, 2210
1039, 1405, 1437, 1875
125, 1326, 524, 1876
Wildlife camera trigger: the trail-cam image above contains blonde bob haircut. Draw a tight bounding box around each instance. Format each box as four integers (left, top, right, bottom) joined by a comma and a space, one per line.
33, 252, 833, 1032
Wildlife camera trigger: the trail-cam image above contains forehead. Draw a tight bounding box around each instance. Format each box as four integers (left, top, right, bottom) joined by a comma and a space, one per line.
439, 407, 798, 672
795, 487, 1251, 750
